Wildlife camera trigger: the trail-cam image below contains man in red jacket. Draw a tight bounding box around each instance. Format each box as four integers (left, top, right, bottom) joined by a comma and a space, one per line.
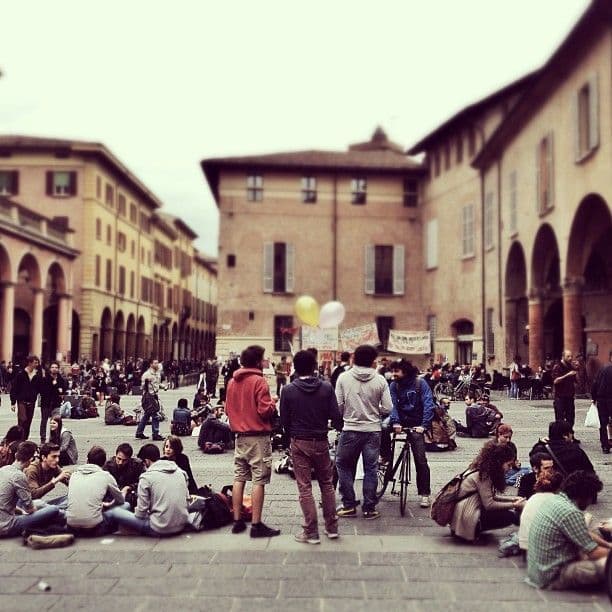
225, 345, 280, 538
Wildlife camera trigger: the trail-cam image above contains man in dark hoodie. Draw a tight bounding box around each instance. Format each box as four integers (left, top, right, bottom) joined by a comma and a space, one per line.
225, 345, 280, 538
280, 350, 343, 543
335, 344, 393, 520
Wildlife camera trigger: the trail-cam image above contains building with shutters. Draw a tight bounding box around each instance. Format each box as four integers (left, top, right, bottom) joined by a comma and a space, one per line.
0, 136, 217, 364
202, 0, 612, 372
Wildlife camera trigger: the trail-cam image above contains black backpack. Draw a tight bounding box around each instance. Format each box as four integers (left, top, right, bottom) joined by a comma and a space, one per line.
141, 381, 160, 416
187, 487, 232, 531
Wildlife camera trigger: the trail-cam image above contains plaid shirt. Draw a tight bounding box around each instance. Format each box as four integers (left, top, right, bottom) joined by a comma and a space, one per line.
526, 492, 596, 588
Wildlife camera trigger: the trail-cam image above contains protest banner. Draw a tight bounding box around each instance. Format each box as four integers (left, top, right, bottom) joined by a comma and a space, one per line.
301, 326, 339, 351
387, 330, 431, 354
340, 323, 380, 352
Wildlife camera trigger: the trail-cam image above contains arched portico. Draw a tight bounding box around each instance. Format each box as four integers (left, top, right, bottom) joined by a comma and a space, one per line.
100, 308, 113, 360
504, 241, 528, 367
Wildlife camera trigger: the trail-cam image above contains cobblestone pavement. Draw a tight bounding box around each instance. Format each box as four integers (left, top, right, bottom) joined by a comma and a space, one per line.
0, 388, 610, 611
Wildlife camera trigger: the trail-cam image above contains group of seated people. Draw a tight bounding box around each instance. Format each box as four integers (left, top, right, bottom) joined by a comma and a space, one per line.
0, 431, 205, 540
448, 419, 609, 591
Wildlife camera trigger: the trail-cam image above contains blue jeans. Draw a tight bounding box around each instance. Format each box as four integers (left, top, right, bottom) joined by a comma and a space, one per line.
136, 411, 160, 436
2, 505, 64, 538
509, 381, 519, 399
105, 506, 160, 537
335, 430, 380, 512
68, 503, 129, 537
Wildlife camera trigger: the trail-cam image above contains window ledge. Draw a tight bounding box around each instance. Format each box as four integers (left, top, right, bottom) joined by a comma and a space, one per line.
425, 265, 438, 272
461, 253, 476, 261
538, 205, 554, 219
485, 245, 495, 253
575, 145, 598, 165
509, 230, 518, 240
366, 292, 405, 298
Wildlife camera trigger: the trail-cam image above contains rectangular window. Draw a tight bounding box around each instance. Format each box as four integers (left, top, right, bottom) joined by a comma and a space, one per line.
403, 178, 418, 207
376, 316, 394, 351
117, 232, 127, 252
95, 255, 101, 287
509, 171, 518, 234
274, 315, 293, 352
129, 203, 138, 223
263, 242, 294, 294
139, 213, 151, 233
105, 259, 112, 291
0, 170, 18, 195
117, 194, 127, 216
167, 287, 173, 309
246, 174, 263, 201
106, 225, 112, 246
96, 176, 102, 199
364, 244, 405, 296
46, 171, 77, 196
301, 176, 317, 203
118, 266, 126, 295
105, 183, 114, 206
486, 307, 495, 356
227, 254, 236, 268
536, 132, 554, 214
130, 271, 135, 298
426, 219, 438, 269
484, 191, 494, 249
427, 314, 437, 354
95, 218, 101, 240
351, 177, 367, 204
574, 73, 599, 161
462, 204, 474, 257
131, 240, 135, 258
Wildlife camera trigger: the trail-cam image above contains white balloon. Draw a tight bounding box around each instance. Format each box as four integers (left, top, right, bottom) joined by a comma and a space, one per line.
319, 301, 346, 328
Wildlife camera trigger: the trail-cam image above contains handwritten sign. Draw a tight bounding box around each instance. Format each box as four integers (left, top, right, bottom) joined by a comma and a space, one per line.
340, 323, 380, 352
387, 330, 431, 354
301, 326, 339, 351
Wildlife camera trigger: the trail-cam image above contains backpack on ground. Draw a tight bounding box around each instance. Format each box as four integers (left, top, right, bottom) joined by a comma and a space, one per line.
187, 488, 232, 531
221, 485, 252, 522
430, 469, 477, 526
202, 441, 225, 454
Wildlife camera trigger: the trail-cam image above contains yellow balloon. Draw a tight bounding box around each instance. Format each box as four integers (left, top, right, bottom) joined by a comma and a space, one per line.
295, 295, 320, 327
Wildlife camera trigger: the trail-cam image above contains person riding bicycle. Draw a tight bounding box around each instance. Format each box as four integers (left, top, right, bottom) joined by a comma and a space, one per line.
388, 360, 434, 508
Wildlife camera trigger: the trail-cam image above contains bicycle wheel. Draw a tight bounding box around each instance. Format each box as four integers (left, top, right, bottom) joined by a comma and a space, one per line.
399, 447, 410, 516
376, 461, 391, 500
434, 381, 453, 401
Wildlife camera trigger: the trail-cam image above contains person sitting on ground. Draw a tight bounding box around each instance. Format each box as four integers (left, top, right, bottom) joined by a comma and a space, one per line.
163, 435, 198, 494
192, 389, 211, 420
103, 443, 144, 498
66, 445, 126, 537
478, 394, 503, 427
171, 398, 193, 436
0, 441, 64, 537
424, 399, 457, 452
106, 443, 190, 537
530, 421, 594, 476
517, 452, 555, 500
450, 442, 525, 542
0, 425, 24, 468
526, 470, 609, 590
494, 424, 530, 486
49, 416, 78, 465
198, 404, 233, 451
464, 394, 502, 438
25, 442, 70, 507
104, 393, 134, 425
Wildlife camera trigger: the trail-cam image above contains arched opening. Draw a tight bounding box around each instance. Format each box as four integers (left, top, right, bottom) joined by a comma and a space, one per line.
0, 245, 12, 361
41, 262, 67, 363
136, 316, 145, 358
71, 310, 80, 362
451, 319, 474, 364
504, 241, 528, 367
152, 324, 159, 359
171, 322, 178, 360
113, 311, 125, 360
16, 254, 42, 357
13, 308, 31, 364
126, 314, 136, 361
100, 308, 113, 361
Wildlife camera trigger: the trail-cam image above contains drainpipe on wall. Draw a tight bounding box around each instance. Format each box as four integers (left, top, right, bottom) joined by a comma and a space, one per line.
479, 166, 486, 364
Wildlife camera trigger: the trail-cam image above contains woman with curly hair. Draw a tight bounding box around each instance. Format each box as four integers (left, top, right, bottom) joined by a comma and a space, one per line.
450, 441, 525, 541
162, 435, 198, 494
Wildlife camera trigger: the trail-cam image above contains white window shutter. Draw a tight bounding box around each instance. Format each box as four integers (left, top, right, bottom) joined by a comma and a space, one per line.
426, 219, 438, 269
535, 142, 541, 213
547, 132, 554, 209
263, 242, 273, 293
393, 244, 405, 295
571, 90, 580, 161
364, 245, 375, 295
285, 243, 295, 293
589, 73, 599, 150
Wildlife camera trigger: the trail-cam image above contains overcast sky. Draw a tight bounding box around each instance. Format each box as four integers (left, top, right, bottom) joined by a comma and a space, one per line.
1, 0, 588, 256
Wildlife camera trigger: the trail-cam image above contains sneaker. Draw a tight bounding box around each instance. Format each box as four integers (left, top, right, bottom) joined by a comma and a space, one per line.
324, 530, 340, 540
250, 522, 281, 538
419, 496, 431, 508
135, 433, 149, 439
336, 507, 357, 518
152, 435, 164, 441
294, 531, 320, 544
231, 519, 246, 534
363, 510, 380, 520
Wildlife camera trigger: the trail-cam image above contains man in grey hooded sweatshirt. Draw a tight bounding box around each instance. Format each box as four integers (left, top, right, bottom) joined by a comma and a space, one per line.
335, 344, 392, 520
108, 443, 189, 536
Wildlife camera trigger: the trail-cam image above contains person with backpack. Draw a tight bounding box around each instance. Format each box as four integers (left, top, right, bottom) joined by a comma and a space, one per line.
424, 400, 457, 452
388, 360, 435, 508
449, 442, 524, 542
135, 360, 164, 441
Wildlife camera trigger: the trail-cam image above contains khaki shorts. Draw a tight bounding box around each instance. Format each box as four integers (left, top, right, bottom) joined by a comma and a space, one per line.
234, 434, 272, 485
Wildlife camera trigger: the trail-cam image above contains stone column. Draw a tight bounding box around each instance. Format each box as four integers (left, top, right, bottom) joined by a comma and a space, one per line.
0, 282, 15, 362
30, 288, 44, 357
56, 294, 72, 363
528, 291, 544, 369
563, 277, 584, 356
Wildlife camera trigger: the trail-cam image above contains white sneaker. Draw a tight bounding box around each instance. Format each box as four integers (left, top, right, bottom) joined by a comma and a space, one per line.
419, 496, 430, 508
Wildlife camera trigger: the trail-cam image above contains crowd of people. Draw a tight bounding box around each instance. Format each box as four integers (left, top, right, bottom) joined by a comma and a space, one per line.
0, 345, 611, 595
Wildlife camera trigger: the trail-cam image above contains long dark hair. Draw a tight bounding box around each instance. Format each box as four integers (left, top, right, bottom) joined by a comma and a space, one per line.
49, 416, 63, 445
470, 441, 515, 492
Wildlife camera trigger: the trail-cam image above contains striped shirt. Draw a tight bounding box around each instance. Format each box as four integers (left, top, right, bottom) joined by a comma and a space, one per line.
526, 492, 596, 588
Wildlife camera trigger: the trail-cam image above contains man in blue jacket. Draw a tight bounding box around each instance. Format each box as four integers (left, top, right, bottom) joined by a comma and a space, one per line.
389, 360, 434, 508
281, 350, 342, 543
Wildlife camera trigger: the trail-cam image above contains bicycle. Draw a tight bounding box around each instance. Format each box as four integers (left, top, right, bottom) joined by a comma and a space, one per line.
375, 427, 414, 516
434, 375, 482, 402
